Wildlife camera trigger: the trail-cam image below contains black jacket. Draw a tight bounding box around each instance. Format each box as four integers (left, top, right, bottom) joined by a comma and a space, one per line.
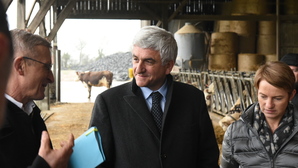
90, 75, 219, 168
221, 103, 298, 168
0, 100, 50, 168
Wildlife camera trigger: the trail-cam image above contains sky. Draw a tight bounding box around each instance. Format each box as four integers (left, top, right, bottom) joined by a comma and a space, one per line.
56, 19, 141, 60
6, 1, 141, 61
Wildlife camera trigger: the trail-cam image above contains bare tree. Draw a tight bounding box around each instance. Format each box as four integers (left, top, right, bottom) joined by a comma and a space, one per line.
61, 52, 71, 68
76, 40, 87, 65
96, 48, 105, 61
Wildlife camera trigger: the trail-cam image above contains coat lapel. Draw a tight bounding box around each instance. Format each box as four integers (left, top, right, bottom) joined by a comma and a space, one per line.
123, 94, 161, 139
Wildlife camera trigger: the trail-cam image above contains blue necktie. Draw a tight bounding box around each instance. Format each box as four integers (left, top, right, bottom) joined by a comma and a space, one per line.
151, 92, 163, 131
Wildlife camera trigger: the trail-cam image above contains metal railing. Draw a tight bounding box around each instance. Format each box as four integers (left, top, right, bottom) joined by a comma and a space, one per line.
173, 70, 258, 116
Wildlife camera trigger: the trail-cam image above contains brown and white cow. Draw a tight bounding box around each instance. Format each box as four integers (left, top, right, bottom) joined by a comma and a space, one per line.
76, 71, 113, 99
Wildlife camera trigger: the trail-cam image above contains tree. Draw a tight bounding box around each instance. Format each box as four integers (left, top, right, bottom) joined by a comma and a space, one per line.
81, 54, 90, 66
61, 53, 71, 68
76, 40, 87, 65
94, 48, 105, 61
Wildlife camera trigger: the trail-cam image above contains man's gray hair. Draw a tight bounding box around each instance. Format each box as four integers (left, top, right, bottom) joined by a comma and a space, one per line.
132, 26, 177, 65
10, 29, 51, 58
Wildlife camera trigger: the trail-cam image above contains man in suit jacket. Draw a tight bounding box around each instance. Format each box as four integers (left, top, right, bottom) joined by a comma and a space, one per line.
89, 26, 219, 168
0, 28, 74, 168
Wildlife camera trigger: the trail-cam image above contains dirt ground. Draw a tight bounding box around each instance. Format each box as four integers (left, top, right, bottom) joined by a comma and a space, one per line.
42, 103, 94, 149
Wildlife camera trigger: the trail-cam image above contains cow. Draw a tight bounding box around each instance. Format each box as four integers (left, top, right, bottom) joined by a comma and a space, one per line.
218, 97, 242, 131
203, 82, 214, 107
76, 71, 113, 99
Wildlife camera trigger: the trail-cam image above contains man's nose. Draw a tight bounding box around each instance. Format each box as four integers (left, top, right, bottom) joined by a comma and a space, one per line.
48, 71, 55, 83
135, 62, 145, 73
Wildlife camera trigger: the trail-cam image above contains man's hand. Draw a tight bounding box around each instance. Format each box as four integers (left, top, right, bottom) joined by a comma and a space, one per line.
38, 131, 74, 168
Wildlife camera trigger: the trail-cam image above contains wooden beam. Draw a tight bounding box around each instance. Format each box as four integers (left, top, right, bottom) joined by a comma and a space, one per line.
47, 0, 78, 41
174, 14, 277, 21
39, 20, 47, 37
25, 0, 38, 26
157, 0, 187, 28
26, 0, 55, 33
67, 13, 154, 20
17, 0, 26, 29
156, 4, 169, 29
163, 4, 169, 29
167, 0, 188, 22
134, 0, 161, 21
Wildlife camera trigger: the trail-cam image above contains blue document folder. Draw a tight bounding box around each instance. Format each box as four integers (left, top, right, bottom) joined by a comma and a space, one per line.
68, 127, 105, 168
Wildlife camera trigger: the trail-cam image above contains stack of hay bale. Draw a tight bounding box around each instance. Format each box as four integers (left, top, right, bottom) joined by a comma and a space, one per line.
209, 0, 278, 72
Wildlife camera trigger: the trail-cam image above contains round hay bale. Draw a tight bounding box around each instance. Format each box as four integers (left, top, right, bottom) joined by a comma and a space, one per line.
265, 54, 277, 62
258, 20, 276, 35
210, 32, 238, 54
217, 20, 231, 32
229, 14, 257, 53
238, 53, 265, 71
284, 0, 298, 15
208, 54, 237, 71
231, 0, 269, 15
257, 34, 276, 55
230, 19, 257, 36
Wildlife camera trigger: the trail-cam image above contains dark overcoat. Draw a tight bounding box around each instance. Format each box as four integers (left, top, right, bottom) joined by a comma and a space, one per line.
90, 75, 219, 168
0, 100, 50, 168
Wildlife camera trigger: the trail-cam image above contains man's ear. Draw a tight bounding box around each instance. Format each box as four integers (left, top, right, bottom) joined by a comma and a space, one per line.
13, 57, 25, 75
165, 60, 175, 75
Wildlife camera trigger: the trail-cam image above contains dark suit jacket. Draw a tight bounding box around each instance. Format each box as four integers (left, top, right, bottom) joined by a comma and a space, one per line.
90, 75, 219, 168
0, 100, 50, 168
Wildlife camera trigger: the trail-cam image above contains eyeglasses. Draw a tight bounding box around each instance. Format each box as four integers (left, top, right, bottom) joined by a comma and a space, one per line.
23, 56, 52, 71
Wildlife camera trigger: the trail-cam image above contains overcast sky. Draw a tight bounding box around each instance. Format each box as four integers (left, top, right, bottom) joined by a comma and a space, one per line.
6, 1, 141, 60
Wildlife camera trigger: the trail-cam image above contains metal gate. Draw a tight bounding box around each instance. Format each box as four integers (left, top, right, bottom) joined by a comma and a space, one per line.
173, 70, 258, 116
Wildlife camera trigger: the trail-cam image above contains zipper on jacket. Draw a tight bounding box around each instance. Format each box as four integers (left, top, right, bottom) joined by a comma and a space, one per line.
272, 127, 298, 161
240, 116, 274, 166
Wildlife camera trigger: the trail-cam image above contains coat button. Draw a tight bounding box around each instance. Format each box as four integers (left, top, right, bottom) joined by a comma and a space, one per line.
161, 154, 167, 159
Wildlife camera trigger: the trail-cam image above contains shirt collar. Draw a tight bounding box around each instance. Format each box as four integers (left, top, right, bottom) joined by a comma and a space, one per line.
140, 79, 168, 100
5, 94, 35, 115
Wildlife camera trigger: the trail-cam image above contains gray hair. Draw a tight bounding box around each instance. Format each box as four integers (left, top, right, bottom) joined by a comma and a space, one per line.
10, 29, 51, 58
132, 26, 177, 65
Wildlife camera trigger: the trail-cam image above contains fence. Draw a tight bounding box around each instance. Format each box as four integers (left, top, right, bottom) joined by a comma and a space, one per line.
173, 70, 258, 116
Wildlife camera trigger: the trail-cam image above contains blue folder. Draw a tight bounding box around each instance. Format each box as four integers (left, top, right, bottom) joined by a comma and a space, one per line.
68, 126, 105, 168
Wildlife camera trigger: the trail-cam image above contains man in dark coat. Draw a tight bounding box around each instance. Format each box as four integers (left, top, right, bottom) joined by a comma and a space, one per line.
90, 26, 219, 168
280, 53, 298, 107
0, 28, 74, 168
